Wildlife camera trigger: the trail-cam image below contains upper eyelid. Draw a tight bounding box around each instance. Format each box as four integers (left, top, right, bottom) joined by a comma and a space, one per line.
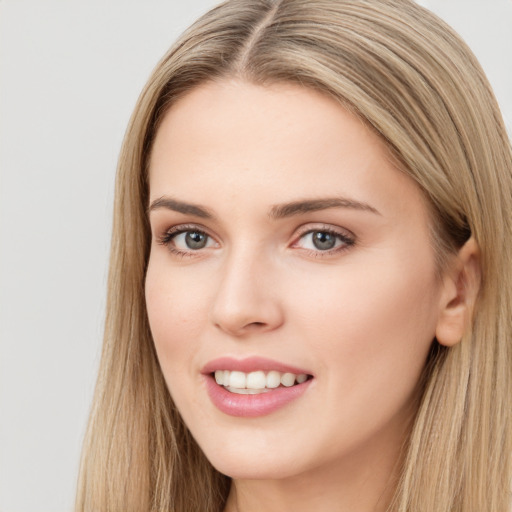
161, 223, 214, 237
166, 222, 207, 231
293, 223, 355, 239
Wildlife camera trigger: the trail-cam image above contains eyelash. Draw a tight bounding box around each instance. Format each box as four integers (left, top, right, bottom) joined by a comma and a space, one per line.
156, 224, 214, 258
156, 224, 355, 258
292, 225, 355, 257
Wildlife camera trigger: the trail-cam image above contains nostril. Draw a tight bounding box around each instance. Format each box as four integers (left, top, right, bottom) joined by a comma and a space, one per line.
244, 321, 267, 331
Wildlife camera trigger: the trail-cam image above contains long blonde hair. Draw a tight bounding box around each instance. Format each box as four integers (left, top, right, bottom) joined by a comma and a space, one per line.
76, 1, 512, 510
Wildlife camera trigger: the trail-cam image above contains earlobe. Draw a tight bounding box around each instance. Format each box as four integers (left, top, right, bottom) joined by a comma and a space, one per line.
435, 237, 481, 347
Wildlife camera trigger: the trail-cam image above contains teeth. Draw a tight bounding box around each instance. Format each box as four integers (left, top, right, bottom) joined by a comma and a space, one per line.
226, 386, 271, 395
214, 369, 309, 392
280, 372, 296, 387
246, 371, 266, 389
229, 371, 247, 388
266, 370, 281, 389
296, 373, 308, 384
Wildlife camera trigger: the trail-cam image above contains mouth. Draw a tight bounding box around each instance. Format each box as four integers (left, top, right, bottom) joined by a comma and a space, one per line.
213, 369, 311, 394
202, 357, 314, 417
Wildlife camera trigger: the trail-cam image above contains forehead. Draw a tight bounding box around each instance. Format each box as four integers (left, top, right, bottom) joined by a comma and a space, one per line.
148, 79, 426, 222
150, 79, 382, 167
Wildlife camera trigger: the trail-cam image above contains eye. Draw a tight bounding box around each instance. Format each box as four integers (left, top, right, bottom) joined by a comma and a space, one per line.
294, 227, 354, 254
157, 225, 218, 255
173, 230, 212, 250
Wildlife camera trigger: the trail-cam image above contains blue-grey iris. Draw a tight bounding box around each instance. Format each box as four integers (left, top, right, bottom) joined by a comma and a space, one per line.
186, 231, 208, 249
312, 231, 336, 250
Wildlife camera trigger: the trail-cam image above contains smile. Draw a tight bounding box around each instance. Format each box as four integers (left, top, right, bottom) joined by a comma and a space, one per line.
214, 370, 309, 394
202, 357, 314, 417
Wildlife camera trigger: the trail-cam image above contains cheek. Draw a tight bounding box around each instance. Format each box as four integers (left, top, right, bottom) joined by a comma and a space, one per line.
145, 259, 209, 382
288, 253, 440, 393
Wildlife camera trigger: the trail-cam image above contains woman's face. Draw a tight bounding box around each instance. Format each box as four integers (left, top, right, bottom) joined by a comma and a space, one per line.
146, 79, 447, 481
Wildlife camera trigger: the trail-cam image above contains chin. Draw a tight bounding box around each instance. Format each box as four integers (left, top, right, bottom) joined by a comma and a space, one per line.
195, 429, 321, 481
209, 454, 303, 481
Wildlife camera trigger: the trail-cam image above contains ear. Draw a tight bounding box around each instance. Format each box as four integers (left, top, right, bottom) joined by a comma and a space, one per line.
435, 237, 481, 347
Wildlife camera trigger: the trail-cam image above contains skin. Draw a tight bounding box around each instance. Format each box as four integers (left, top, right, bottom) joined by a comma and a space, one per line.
145, 79, 477, 512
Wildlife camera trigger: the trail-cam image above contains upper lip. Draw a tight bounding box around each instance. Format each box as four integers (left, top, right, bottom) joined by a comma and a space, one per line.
202, 356, 313, 376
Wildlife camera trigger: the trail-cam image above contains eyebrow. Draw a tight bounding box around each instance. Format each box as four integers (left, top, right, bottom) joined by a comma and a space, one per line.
269, 197, 380, 218
148, 195, 380, 219
148, 197, 214, 218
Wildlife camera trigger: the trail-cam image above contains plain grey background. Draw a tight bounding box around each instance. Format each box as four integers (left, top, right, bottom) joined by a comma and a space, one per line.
1, 1, 511, 511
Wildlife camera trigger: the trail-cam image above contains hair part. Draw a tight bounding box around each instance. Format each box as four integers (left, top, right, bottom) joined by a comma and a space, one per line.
76, 1, 512, 511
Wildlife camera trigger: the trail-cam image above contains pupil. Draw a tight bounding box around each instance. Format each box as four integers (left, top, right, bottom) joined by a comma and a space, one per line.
185, 231, 207, 249
312, 231, 336, 250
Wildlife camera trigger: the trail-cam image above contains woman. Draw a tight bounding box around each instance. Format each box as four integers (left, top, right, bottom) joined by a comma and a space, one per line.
76, 1, 512, 511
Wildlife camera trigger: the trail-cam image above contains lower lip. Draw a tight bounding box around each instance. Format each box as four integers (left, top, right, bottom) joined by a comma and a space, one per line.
204, 374, 312, 417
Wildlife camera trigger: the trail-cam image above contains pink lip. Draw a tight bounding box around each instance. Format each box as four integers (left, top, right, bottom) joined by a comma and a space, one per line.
201, 356, 312, 376
202, 357, 313, 418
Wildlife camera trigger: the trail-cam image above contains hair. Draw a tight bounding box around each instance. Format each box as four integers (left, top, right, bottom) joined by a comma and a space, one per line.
75, 1, 512, 511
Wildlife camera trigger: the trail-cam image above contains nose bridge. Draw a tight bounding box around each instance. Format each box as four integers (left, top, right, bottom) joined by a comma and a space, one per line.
210, 241, 283, 336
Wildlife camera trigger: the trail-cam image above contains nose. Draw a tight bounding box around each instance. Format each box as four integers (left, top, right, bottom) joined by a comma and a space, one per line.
210, 248, 284, 337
